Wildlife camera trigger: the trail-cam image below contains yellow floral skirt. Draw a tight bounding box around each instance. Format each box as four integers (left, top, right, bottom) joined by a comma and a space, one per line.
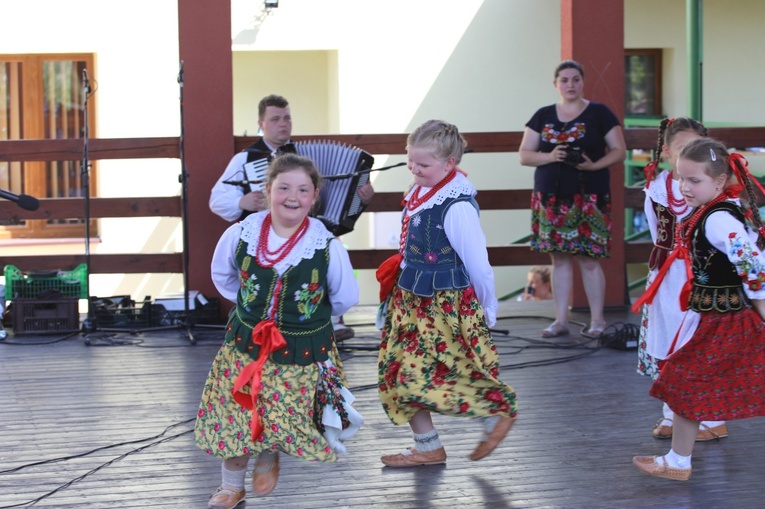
195, 341, 354, 462
378, 286, 518, 425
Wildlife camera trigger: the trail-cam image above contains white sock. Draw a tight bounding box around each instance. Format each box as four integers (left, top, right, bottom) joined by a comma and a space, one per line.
221, 464, 247, 490
663, 449, 692, 469
477, 416, 500, 438
701, 420, 725, 427
662, 403, 674, 423
413, 429, 442, 452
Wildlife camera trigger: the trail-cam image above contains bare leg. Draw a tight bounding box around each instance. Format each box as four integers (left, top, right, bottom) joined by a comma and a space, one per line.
671, 414, 700, 457
576, 256, 605, 323
549, 252, 573, 325
223, 455, 249, 471
409, 409, 435, 434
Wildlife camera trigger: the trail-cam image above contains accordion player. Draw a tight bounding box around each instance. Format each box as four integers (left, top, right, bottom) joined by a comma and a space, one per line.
241, 140, 374, 236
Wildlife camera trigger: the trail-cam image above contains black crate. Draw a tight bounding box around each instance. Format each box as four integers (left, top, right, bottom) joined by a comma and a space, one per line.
11, 298, 80, 335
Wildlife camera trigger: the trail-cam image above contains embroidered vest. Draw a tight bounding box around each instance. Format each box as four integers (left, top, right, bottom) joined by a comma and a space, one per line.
226, 236, 333, 365
397, 195, 476, 297
688, 201, 748, 313
648, 201, 678, 271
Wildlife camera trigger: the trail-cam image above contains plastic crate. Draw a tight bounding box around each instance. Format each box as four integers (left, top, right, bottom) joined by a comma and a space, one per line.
11, 298, 80, 335
4, 264, 88, 300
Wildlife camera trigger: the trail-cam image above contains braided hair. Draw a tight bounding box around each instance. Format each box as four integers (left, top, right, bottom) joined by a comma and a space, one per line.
646, 117, 708, 185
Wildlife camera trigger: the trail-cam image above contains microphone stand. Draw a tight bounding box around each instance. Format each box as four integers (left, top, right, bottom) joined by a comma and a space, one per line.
175, 61, 195, 343
80, 69, 98, 343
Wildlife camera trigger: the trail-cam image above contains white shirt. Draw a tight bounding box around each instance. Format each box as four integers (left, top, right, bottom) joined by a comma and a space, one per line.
211, 213, 359, 317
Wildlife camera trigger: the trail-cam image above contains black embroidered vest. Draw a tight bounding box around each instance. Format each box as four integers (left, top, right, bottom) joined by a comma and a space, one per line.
688, 201, 748, 313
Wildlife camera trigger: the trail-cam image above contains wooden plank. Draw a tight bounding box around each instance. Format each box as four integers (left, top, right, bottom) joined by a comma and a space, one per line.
2, 301, 765, 509
0, 253, 183, 273
0, 137, 180, 162
0, 196, 181, 220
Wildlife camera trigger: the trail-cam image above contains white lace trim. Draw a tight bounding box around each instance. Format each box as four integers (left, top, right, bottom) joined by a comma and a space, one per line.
240, 212, 334, 273
644, 170, 671, 206
404, 172, 477, 215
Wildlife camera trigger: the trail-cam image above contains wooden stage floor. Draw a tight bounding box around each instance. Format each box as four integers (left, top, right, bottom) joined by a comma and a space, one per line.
1, 300, 764, 509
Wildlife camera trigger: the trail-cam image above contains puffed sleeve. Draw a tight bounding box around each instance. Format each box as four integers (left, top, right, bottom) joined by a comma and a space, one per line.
211, 222, 244, 302
209, 152, 249, 222
444, 201, 498, 327
327, 238, 360, 317
705, 210, 765, 300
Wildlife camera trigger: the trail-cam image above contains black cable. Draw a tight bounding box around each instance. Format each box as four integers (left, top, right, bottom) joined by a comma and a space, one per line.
0, 419, 195, 509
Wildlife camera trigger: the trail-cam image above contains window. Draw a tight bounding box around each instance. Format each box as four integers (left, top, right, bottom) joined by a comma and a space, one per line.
624, 49, 662, 116
0, 53, 96, 239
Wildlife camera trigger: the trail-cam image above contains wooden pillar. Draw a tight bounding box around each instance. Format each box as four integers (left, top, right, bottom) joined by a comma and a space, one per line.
177, 0, 234, 311
561, 0, 627, 309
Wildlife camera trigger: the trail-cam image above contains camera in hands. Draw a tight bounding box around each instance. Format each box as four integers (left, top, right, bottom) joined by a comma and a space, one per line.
563, 146, 584, 166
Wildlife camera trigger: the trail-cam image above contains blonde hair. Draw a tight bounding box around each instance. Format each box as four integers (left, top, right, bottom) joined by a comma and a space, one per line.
406, 119, 467, 165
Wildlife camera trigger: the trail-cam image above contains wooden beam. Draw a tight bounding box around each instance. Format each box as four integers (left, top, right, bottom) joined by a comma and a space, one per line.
0, 137, 180, 162
0, 197, 181, 221
0, 253, 183, 274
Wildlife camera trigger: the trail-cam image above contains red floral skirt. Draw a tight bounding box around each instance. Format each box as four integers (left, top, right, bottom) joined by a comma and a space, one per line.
649, 308, 765, 421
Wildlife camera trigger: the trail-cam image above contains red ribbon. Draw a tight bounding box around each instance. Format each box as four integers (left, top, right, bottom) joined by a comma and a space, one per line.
643, 160, 659, 188
232, 320, 286, 441
376, 253, 403, 303
631, 242, 694, 313
730, 153, 765, 197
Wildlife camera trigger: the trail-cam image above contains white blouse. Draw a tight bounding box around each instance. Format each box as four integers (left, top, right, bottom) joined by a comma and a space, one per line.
401, 173, 498, 327
211, 213, 359, 318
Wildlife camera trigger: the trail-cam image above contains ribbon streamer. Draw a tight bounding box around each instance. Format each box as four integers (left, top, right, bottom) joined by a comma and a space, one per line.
232, 320, 286, 441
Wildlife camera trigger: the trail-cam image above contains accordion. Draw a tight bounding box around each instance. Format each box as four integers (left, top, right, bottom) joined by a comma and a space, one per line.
243, 140, 374, 236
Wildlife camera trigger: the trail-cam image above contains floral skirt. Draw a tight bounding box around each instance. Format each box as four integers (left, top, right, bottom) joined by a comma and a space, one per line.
194, 341, 361, 461
378, 286, 517, 426
650, 309, 765, 421
530, 191, 611, 258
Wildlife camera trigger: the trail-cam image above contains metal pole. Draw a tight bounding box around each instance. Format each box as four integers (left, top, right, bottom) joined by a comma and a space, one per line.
687, 0, 703, 121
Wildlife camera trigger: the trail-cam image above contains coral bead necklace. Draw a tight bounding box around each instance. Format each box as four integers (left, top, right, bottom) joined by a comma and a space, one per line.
665, 173, 689, 215
256, 213, 309, 268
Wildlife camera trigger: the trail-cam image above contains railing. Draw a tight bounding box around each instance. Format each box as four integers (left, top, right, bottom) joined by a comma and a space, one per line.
1, 127, 763, 273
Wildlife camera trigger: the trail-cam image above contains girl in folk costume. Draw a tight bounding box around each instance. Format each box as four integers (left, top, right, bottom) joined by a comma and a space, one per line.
633, 138, 765, 481
195, 153, 363, 509
375, 120, 517, 467
633, 118, 729, 442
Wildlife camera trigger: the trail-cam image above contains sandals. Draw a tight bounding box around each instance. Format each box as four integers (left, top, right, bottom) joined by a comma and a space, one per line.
541, 321, 569, 338
582, 320, 607, 339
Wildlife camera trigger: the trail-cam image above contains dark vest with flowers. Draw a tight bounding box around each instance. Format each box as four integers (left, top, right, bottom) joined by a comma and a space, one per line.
688, 201, 748, 313
397, 195, 477, 297
226, 236, 333, 365
649, 201, 678, 272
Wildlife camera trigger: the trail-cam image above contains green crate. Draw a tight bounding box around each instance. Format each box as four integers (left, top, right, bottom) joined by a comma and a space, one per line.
4, 264, 88, 300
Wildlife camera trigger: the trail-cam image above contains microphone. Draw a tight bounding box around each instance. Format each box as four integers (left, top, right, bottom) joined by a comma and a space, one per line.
222, 179, 263, 188
0, 189, 40, 211
82, 69, 91, 94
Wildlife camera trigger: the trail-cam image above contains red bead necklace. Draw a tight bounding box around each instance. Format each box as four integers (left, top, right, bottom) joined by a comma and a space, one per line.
674, 191, 731, 248
665, 172, 689, 215
256, 213, 310, 268
398, 170, 457, 252
406, 170, 457, 211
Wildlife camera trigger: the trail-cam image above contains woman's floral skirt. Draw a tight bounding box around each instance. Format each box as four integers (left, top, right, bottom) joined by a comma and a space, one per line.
530, 191, 611, 258
378, 286, 517, 425
195, 342, 362, 461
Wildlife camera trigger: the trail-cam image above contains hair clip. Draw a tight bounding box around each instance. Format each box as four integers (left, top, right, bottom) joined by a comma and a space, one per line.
710, 148, 717, 161
667, 118, 675, 126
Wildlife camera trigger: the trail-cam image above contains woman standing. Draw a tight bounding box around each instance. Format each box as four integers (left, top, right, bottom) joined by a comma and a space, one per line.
519, 60, 626, 338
